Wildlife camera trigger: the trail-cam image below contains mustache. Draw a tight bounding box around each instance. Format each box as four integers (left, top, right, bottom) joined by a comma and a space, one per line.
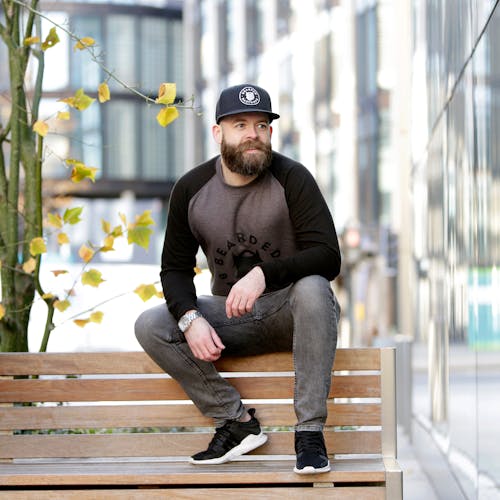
238, 140, 268, 152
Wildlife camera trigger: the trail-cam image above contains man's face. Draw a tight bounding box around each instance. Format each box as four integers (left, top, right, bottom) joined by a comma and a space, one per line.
215, 112, 273, 177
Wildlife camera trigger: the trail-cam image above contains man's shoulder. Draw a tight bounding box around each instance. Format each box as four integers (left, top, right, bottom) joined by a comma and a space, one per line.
270, 151, 314, 184
173, 156, 218, 197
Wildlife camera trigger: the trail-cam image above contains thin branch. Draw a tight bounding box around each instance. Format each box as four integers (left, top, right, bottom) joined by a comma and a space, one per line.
11, 0, 196, 110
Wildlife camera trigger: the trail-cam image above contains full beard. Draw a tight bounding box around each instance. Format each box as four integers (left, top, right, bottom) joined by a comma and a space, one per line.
221, 138, 272, 177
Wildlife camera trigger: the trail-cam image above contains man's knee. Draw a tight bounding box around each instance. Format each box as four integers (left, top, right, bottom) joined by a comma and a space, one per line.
135, 304, 175, 347
291, 275, 331, 301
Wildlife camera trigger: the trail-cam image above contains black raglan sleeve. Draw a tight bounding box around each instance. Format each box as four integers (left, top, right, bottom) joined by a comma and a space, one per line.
160, 177, 200, 321
259, 158, 341, 289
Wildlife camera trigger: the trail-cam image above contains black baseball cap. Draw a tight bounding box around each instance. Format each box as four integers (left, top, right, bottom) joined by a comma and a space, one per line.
215, 84, 280, 124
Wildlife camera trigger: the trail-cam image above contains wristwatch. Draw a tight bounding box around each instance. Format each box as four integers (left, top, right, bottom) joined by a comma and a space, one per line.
178, 310, 203, 333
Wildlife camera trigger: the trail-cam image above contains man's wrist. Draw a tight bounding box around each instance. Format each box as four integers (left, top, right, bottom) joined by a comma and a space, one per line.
178, 310, 203, 333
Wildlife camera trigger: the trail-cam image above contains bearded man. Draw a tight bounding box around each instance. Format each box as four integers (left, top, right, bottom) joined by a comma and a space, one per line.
135, 84, 342, 474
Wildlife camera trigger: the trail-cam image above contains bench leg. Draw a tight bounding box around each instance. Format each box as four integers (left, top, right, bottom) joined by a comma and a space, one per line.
384, 457, 403, 500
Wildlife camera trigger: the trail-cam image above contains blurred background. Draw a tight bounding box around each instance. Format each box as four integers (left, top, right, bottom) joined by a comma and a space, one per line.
0, 0, 498, 498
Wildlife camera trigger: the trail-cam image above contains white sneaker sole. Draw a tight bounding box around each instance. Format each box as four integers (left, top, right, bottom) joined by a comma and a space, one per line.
294, 461, 331, 474
190, 432, 268, 465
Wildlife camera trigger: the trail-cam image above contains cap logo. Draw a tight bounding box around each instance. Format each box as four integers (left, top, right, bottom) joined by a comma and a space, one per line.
239, 86, 260, 106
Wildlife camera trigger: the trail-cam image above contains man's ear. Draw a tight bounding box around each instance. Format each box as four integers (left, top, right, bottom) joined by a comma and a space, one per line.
212, 124, 222, 145
270, 125, 273, 138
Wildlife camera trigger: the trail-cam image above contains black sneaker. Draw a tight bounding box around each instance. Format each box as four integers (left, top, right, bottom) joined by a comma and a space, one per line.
293, 430, 331, 474
190, 408, 267, 465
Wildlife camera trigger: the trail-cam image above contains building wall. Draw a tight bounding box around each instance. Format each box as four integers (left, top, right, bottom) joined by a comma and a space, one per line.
0, 1, 185, 266
411, 1, 500, 497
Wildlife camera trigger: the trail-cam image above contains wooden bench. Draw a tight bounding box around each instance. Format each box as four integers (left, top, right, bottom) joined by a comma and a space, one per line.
0, 348, 402, 499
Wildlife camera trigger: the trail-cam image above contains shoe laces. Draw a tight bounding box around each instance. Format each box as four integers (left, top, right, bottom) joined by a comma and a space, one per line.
295, 432, 326, 454
208, 424, 236, 452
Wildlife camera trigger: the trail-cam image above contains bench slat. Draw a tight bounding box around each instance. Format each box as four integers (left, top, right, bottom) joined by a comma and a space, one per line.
0, 458, 386, 486
0, 402, 381, 431
0, 375, 380, 403
0, 486, 387, 500
0, 431, 381, 459
0, 349, 380, 376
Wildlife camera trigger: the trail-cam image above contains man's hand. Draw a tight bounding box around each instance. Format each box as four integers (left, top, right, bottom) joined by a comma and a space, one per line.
226, 266, 266, 318
184, 317, 225, 362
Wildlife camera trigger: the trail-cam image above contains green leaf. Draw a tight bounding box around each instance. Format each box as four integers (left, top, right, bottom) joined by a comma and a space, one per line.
59, 88, 95, 111
29, 237, 47, 256
71, 164, 98, 183
42, 27, 59, 51
81, 269, 105, 287
63, 206, 83, 225
134, 284, 162, 302
127, 226, 153, 250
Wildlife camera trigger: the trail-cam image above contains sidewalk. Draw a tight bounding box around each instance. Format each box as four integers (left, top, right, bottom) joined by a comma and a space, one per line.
398, 426, 438, 500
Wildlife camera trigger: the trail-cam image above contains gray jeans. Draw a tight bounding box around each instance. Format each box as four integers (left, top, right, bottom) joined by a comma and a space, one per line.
135, 275, 340, 431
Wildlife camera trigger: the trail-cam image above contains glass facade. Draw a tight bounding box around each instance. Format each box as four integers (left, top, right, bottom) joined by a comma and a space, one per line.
412, 1, 500, 497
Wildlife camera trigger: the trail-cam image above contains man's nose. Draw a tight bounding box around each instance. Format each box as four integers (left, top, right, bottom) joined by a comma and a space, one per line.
245, 126, 259, 139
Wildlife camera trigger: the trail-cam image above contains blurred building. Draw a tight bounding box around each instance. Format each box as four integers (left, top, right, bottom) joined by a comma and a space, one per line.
183, 0, 499, 498
411, 1, 500, 498
0, 0, 185, 265
183, 0, 410, 345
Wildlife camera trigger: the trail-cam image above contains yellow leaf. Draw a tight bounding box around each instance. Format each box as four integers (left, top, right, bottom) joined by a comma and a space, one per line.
51, 270, 69, 277
22, 258, 37, 274
57, 111, 70, 120
78, 244, 95, 263
111, 225, 123, 237
81, 269, 105, 287
156, 83, 176, 105
33, 120, 49, 137
42, 27, 59, 51
90, 311, 103, 324
74, 318, 90, 328
57, 232, 70, 245
24, 36, 40, 46
71, 164, 98, 183
0, 304, 5, 320
194, 267, 202, 275
74, 36, 95, 51
29, 237, 46, 256
119, 213, 127, 225
101, 235, 115, 252
54, 299, 70, 312
98, 82, 110, 103
47, 212, 63, 228
58, 88, 95, 111
134, 284, 161, 302
42, 293, 54, 299
134, 210, 155, 227
101, 219, 111, 234
156, 106, 179, 127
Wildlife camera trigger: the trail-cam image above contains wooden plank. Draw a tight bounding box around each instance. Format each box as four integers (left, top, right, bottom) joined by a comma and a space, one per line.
0, 457, 386, 486
0, 403, 381, 431
0, 431, 381, 459
0, 375, 380, 403
0, 487, 386, 500
0, 349, 381, 376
